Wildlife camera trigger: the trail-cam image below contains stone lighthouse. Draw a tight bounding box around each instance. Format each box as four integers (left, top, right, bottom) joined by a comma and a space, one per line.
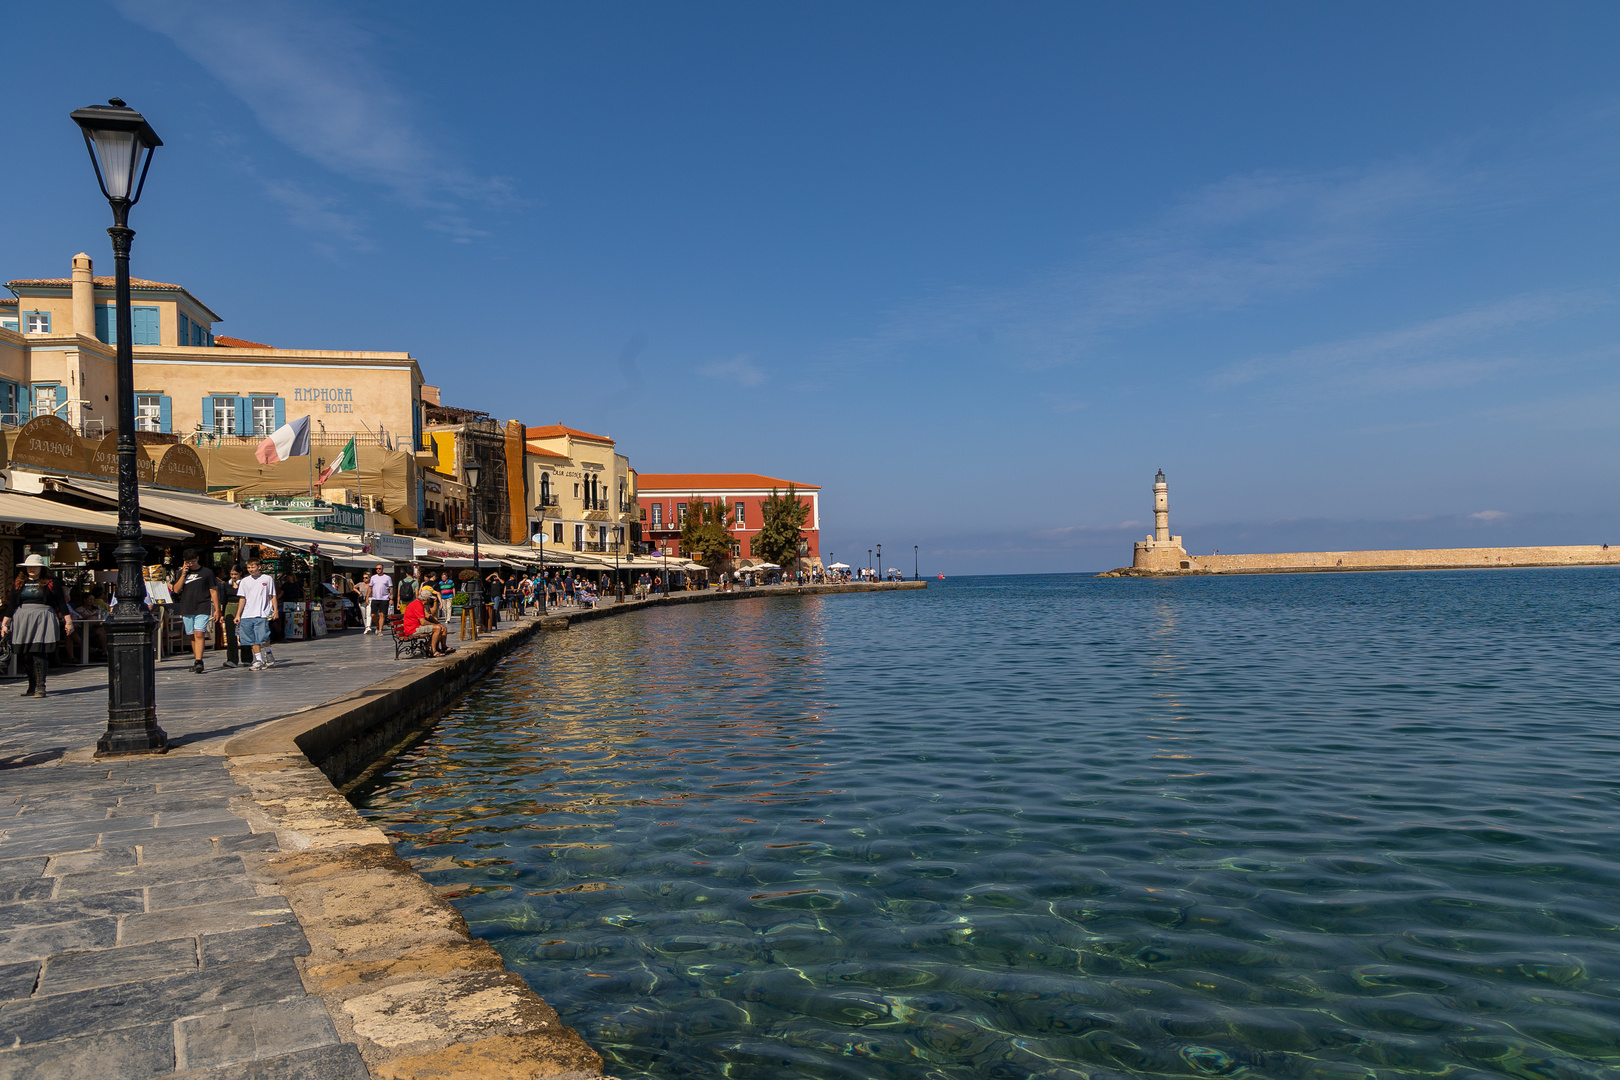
1132, 469, 1192, 571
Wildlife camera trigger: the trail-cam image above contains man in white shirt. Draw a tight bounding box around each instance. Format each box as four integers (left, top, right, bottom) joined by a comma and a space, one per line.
233, 558, 279, 670
367, 565, 393, 634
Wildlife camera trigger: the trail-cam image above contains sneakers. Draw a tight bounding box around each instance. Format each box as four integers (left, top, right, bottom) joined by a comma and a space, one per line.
223, 660, 240, 669
192, 660, 204, 674
250, 658, 264, 670
362, 627, 372, 634
260, 650, 277, 668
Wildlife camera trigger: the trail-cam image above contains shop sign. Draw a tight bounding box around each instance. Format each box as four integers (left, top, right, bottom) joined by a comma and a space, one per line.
154, 444, 206, 492
246, 496, 330, 514
293, 387, 356, 414
11, 416, 84, 473
87, 432, 156, 485
369, 532, 414, 560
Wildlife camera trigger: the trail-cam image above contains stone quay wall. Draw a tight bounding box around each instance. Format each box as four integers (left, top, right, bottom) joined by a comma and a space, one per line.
1113, 545, 1620, 576
218, 580, 924, 1078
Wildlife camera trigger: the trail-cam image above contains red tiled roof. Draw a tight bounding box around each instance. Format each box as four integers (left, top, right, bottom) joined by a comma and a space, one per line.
0, 298, 15, 307
215, 335, 272, 349
525, 424, 613, 444
6, 275, 183, 290
523, 443, 571, 460
637, 473, 819, 492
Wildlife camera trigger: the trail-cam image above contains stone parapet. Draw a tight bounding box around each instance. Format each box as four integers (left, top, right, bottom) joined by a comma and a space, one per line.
1110, 544, 1620, 576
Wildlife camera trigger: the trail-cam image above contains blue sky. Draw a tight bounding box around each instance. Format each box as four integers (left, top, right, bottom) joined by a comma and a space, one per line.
5, 2, 1620, 572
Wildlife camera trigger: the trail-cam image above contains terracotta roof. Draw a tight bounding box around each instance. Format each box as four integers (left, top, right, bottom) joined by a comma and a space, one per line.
7, 275, 183, 290
0, 298, 15, 307
637, 473, 819, 492
525, 424, 613, 444
214, 335, 271, 349
523, 444, 571, 460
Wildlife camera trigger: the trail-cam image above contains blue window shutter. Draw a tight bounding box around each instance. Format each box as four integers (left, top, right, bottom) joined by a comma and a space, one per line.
206, 328, 214, 347
179, 312, 189, 346
159, 396, 172, 434
201, 396, 213, 433
192, 322, 202, 347
95, 306, 112, 344
235, 396, 252, 435
273, 398, 286, 430
132, 307, 159, 346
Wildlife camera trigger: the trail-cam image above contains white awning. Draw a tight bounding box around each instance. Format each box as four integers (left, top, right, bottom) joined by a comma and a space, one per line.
49, 480, 365, 553
0, 492, 191, 541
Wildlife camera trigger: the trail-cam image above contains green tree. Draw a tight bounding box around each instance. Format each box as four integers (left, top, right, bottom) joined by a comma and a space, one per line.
751, 485, 811, 570
680, 495, 736, 568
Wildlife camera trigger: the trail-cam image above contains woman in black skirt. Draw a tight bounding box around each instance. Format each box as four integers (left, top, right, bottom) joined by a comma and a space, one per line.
2, 554, 74, 698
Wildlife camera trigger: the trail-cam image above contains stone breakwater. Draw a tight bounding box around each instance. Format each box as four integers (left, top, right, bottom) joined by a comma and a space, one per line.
1104, 544, 1620, 576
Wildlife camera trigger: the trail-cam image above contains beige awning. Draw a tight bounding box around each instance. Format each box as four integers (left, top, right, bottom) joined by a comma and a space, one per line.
48, 480, 365, 553
0, 492, 191, 541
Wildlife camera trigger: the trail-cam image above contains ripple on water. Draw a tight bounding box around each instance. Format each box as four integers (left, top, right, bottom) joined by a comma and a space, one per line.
359, 571, 1620, 1079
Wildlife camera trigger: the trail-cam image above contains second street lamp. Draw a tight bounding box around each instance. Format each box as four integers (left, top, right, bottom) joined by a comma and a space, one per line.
71, 98, 166, 757
464, 459, 482, 638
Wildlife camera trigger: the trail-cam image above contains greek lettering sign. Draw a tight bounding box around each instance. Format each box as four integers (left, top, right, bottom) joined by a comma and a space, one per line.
10, 416, 84, 473
153, 444, 206, 492
293, 387, 356, 414
87, 432, 157, 485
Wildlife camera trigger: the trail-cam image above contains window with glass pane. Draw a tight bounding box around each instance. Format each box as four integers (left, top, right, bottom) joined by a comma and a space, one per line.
735, 501, 745, 527
136, 395, 162, 432
212, 397, 236, 434
252, 396, 276, 435
26, 313, 49, 334
650, 503, 662, 525
33, 386, 58, 417
677, 502, 688, 523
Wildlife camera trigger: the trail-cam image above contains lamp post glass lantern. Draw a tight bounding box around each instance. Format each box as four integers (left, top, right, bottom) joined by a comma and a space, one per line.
464, 460, 482, 635
71, 98, 166, 756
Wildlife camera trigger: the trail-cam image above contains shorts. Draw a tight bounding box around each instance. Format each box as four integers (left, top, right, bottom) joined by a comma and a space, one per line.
181, 614, 213, 635
239, 617, 270, 646
370, 599, 389, 615
407, 625, 435, 639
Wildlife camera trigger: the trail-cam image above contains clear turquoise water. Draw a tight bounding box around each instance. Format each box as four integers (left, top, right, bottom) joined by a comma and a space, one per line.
356, 572, 1620, 1079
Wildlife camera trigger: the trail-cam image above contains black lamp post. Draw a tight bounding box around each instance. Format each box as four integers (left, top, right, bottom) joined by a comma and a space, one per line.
868, 549, 872, 577
72, 98, 166, 757
914, 545, 919, 581
877, 543, 882, 581
464, 459, 482, 637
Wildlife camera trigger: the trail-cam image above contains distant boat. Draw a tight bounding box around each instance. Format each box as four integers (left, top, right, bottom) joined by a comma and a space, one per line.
937, 573, 945, 580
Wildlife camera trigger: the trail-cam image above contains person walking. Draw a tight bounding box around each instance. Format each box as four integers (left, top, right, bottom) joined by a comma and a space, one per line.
234, 557, 279, 669
2, 555, 73, 698
397, 565, 419, 611
171, 549, 221, 674
221, 565, 244, 669
356, 570, 374, 633
367, 564, 393, 634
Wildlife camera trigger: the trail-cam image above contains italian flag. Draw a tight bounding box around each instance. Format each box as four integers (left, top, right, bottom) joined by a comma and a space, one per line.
316, 436, 357, 485
254, 415, 311, 464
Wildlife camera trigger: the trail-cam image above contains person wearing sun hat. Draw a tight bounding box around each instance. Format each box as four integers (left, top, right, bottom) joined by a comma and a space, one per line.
2, 554, 73, 698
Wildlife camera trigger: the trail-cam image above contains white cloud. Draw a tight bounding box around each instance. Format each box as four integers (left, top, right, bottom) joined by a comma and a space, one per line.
697, 354, 765, 386
114, 0, 508, 240
1470, 510, 1510, 521
1212, 288, 1612, 399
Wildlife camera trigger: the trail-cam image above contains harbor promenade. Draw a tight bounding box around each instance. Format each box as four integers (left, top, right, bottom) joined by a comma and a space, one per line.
0, 580, 922, 1078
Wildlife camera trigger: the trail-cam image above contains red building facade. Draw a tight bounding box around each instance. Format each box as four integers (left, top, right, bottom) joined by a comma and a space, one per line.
637, 473, 821, 566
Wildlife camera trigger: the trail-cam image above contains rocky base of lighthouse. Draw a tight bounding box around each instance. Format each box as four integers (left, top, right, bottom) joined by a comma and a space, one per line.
1132, 536, 1190, 571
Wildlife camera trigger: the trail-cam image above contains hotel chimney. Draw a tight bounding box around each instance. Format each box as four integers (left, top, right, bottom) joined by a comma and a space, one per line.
71, 253, 94, 339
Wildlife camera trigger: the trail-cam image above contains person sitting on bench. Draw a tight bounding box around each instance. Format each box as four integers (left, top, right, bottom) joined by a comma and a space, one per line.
400, 591, 450, 656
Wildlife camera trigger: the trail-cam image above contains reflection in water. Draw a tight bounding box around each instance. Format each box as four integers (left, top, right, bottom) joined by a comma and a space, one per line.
360, 573, 1620, 1079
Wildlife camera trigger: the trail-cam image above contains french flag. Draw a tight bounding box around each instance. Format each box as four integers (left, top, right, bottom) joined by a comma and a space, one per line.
255, 414, 312, 464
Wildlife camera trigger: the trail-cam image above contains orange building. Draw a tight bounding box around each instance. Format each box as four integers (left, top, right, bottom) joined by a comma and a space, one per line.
637, 473, 820, 566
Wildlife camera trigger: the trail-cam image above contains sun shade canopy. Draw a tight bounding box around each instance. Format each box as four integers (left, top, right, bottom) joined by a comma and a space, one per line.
48, 480, 366, 553
0, 491, 191, 541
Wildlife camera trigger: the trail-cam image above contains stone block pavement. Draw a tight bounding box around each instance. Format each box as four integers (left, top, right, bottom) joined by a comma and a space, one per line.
0, 629, 435, 1079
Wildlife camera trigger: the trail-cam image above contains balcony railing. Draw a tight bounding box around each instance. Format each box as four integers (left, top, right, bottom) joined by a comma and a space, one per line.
574, 540, 609, 552
536, 494, 560, 508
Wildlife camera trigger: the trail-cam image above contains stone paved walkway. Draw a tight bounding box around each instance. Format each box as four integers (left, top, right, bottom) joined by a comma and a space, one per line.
0, 627, 449, 1079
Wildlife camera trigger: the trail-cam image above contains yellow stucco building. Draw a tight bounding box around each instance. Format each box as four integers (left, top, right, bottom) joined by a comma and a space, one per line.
525, 425, 638, 557
3, 254, 425, 449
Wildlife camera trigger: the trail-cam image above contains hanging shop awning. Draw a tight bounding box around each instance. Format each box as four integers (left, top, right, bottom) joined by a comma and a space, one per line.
0, 491, 191, 541
45, 480, 366, 554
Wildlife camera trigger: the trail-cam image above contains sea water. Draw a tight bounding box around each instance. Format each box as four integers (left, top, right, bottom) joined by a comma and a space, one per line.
356, 571, 1620, 1078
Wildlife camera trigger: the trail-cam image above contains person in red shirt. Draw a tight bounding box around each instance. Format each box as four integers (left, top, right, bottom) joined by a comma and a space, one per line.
401, 592, 450, 656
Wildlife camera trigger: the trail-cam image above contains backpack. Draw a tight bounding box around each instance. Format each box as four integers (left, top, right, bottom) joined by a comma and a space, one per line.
398, 576, 417, 605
